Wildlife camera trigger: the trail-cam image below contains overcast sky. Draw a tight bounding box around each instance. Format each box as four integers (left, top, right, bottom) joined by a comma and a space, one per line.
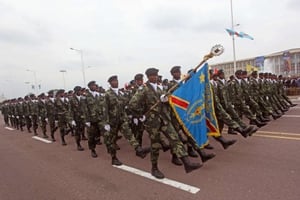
1, 0, 299, 98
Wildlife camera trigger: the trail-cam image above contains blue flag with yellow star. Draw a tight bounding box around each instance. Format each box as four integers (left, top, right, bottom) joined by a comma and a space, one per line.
169, 63, 220, 148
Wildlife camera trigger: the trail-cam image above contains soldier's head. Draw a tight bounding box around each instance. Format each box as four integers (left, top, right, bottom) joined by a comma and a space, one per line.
29, 93, 36, 100
48, 90, 54, 98
39, 93, 46, 100
88, 81, 97, 91
235, 70, 243, 79
56, 89, 65, 98
251, 71, 258, 78
241, 70, 248, 79
134, 73, 144, 86
264, 72, 269, 79
170, 66, 181, 80
74, 86, 82, 96
217, 69, 225, 79
259, 72, 264, 79
108, 75, 118, 88
278, 75, 283, 80
145, 68, 159, 83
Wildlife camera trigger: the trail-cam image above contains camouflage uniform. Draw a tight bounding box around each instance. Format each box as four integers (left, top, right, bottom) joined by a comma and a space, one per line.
29, 96, 39, 135
16, 99, 25, 131
37, 95, 48, 138
23, 97, 32, 133
46, 93, 58, 141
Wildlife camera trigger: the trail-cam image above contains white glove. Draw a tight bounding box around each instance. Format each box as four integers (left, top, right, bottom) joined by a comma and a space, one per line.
38, 117, 41, 120
133, 118, 139, 125
266, 96, 269, 100
71, 120, 76, 126
139, 115, 146, 122
128, 115, 133, 119
104, 124, 111, 131
16, 116, 19, 119
12, 115, 15, 118
55, 120, 58, 126
85, 122, 91, 127
160, 94, 169, 102
45, 118, 48, 123
29, 116, 32, 119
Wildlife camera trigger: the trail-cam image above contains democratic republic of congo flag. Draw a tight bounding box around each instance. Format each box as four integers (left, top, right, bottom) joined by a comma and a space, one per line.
169, 63, 220, 148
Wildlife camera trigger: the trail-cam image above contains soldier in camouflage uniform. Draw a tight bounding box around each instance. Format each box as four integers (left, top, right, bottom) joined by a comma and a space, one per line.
105, 75, 149, 166
16, 97, 25, 131
228, 70, 266, 128
46, 90, 58, 141
23, 95, 32, 133
54, 89, 70, 145
129, 68, 202, 179
278, 75, 297, 107
37, 93, 49, 138
29, 94, 39, 135
83, 81, 108, 158
69, 86, 85, 151
1, 101, 9, 126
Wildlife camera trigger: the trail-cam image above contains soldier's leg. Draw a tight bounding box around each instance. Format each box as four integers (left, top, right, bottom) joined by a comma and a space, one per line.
40, 117, 48, 138
74, 121, 84, 151
58, 118, 67, 146
49, 119, 56, 141
25, 116, 32, 133
87, 123, 98, 158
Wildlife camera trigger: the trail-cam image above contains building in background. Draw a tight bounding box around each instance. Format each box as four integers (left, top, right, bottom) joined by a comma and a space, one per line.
210, 48, 300, 76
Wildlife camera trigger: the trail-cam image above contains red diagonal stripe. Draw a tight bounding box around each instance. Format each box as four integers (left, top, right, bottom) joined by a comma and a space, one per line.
170, 96, 189, 110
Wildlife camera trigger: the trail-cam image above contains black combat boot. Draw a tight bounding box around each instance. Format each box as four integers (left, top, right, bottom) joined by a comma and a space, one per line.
272, 113, 281, 120
227, 127, 238, 135
196, 149, 216, 163
204, 143, 214, 149
187, 145, 198, 157
151, 163, 165, 179
135, 146, 147, 158
112, 156, 123, 166
250, 118, 267, 128
234, 127, 248, 138
160, 141, 170, 152
91, 149, 98, 158
51, 132, 56, 142
61, 136, 67, 146
43, 132, 49, 138
180, 156, 202, 173
171, 154, 182, 166
243, 125, 258, 136
259, 116, 271, 122
214, 136, 237, 149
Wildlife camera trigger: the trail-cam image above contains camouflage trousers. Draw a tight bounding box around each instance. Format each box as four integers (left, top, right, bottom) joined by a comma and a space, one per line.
233, 102, 256, 120
87, 122, 101, 150
129, 120, 145, 146
216, 104, 240, 132
39, 116, 47, 134
106, 120, 140, 156
145, 118, 188, 165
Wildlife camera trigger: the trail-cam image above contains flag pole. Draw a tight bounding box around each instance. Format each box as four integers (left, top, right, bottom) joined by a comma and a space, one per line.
144, 44, 224, 116
230, 0, 237, 73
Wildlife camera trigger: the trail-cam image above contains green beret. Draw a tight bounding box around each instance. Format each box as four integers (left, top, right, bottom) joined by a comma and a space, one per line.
134, 73, 143, 81
145, 68, 159, 76
73, 86, 82, 92
88, 81, 96, 87
108, 75, 118, 83
170, 66, 181, 73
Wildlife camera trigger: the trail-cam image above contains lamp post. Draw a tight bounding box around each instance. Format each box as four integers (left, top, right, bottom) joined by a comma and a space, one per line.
59, 70, 67, 89
26, 69, 38, 94
70, 47, 86, 86
24, 81, 31, 93
230, 0, 237, 73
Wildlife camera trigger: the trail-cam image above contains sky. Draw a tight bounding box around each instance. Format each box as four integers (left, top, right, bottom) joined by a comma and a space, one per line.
1, 0, 300, 99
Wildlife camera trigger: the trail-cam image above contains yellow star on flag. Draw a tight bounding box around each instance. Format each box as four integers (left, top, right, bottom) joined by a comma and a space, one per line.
199, 73, 205, 83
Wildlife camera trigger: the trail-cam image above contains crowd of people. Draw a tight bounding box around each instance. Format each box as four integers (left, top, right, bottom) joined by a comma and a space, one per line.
0, 65, 297, 179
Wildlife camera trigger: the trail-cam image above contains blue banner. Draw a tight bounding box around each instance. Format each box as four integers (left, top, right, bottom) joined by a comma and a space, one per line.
169, 63, 220, 148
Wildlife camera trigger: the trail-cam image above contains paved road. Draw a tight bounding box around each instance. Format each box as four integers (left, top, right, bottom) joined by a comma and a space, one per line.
0, 100, 299, 200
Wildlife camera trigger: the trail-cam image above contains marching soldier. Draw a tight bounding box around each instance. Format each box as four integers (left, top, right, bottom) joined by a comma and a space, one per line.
37, 93, 49, 138
23, 95, 32, 133
54, 89, 70, 145
129, 68, 202, 179
46, 90, 58, 141
105, 75, 149, 165
69, 86, 85, 151
16, 97, 25, 131
29, 94, 39, 135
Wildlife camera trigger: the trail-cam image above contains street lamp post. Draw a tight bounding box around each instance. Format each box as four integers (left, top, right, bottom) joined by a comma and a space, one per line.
59, 70, 67, 90
230, 0, 237, 73
24, 81, 31, 93
70, 48, 86, 86
26, 69, 38, 94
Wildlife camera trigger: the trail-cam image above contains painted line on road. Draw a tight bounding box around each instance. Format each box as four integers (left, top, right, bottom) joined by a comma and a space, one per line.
282, 115, 300, 118
256, 130, 300, 137
113, 164, 200, 194
254, 134, 300, 141
5, 127, 15, 131
32, 136, 52, 144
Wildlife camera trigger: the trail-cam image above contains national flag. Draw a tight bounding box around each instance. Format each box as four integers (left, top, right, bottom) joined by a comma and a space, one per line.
225, 28, 254, 40
169, 63, 220, 148
246, 65, 258, 73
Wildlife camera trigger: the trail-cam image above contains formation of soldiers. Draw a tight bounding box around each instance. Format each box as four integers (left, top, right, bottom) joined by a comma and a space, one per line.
0, 66, 297, 179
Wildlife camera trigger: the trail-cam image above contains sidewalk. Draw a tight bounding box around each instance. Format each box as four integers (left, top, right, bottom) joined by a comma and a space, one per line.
288, 95, 300, 100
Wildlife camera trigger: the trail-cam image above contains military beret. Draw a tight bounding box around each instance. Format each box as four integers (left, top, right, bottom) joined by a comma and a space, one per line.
217, 69, 224, 75
29, 94, 35, 98
48, 90, 54, 95
241, 70, 248, 75
108, 75, 118, 83
235, 70, 243, 75
57, 89, 65, 94
170, 66, 181, 73
145, 68, 159, 76
251, 71, 258, 75
73, 86, 82, 92
259, 72, 264, 76
39, 93, 45, 97
88, 81, 96, 87
134, 73, 143, 80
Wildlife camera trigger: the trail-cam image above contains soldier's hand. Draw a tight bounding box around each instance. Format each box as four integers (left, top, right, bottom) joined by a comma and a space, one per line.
55, 120, 58, 126
160, 94, 169, 102
139, 115, 146, 122
133, 118, 139, 125
85, 122, 91, 127
71, 120, 76, 126
104, 124, 111, 131
45, 118, 48, 123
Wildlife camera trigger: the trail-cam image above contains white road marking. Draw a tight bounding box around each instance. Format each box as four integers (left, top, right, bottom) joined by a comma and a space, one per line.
254, 134, 300, 140
282, 115, 300, 118
113, 164, 200, 194
5, 127, 15, 131
32, 136, 52, 144
256, 131, 300, 136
